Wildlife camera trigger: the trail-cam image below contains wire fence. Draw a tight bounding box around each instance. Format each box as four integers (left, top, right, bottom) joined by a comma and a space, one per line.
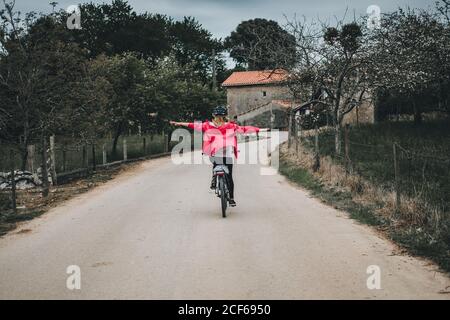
1, 134, 173, 173
289, 124, 450, 216
51, 134, 172, 174
0, 133, 181, 214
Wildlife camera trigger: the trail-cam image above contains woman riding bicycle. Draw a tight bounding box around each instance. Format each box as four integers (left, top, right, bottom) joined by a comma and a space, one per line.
170, 105, 264, 207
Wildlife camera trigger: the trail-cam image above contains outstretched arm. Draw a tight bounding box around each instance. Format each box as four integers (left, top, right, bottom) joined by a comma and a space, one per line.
169, 121, 205, 132
237, 125, 257, 134
169, 121, 190, 127
236, 125, 265, 134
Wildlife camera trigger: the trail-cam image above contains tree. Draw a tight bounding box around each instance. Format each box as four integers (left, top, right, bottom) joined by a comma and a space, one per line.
142, 55, 225, 133
287, 16, 370, 155
170, 16, 224, 84
0, 1, 106, 197
67, 0, 172, 61
225, 18, 296, 70
0, 0, 228, 143
89, 53, 149, 155
321, 22, 371, 154
71, 3, 225, 86
0, 2, 91, 169
437, 0, 450, 23
0, 1, 40, 166
368, 8, 450, 124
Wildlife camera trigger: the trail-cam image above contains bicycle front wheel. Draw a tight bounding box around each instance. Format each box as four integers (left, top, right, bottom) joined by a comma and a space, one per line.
219, 176, 227, 218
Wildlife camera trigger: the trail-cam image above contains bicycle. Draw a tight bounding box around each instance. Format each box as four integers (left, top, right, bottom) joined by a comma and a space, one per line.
213, 164, 231, 218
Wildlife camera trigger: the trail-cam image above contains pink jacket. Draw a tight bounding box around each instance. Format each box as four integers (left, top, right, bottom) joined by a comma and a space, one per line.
187, 121, 260, 158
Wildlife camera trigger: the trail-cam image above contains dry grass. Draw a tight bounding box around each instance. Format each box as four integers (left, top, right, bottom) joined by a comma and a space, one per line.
280, 141, 450, 272
282, 142, 446, 230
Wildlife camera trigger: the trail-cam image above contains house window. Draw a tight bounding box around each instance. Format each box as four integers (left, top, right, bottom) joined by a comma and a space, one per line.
263, 91, 267, 97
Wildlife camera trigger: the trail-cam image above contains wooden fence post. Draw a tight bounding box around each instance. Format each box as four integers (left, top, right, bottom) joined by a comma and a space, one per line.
92, 143, 97, 171
295, 118, 299, 153
9, 149, 17, 215
41, 136, 49, 197
298, 119, 302, 144
102, 144, 107, 165
143, 137, 147, 156
393, 142, 401, 211
313, 122, 320, 172
62, 145, 67, 173
27, 144, 35, 173
288, 112, 293, 149
82, 144, 88, 172
123, 138, 128, 161
49, 135, 57, 185
164, 134, 169, 153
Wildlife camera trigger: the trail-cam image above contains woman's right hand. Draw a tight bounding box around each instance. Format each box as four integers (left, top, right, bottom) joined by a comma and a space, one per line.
170, 121, 190, 127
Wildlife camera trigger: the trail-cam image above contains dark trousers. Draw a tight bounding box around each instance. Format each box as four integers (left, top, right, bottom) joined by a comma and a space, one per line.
211, 157, 234, 199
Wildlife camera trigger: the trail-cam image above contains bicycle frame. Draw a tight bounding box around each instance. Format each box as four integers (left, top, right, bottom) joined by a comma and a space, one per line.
213, 165, 230, 218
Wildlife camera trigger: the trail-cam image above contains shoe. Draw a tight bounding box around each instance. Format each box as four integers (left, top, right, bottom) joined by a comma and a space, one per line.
229, 199, 236, 207
210, 178, 216, 190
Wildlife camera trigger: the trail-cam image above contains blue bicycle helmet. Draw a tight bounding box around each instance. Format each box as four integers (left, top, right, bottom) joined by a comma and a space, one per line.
212, 105, 228, 116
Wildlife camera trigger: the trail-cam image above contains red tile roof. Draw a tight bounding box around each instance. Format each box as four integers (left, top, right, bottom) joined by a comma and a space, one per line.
222, 69, 289, 87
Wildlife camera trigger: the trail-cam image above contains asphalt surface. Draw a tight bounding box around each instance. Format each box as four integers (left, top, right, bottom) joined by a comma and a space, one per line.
0, 136, 449, 299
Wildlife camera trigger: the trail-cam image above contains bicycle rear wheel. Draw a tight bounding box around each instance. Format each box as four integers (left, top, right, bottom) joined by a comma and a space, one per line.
219, 176, 227, 218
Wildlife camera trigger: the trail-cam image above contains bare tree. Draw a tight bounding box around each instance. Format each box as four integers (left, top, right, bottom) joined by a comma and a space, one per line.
285, 15, 371, 154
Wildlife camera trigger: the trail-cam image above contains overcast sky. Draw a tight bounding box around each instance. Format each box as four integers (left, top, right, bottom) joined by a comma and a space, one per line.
14, 0, 437, 40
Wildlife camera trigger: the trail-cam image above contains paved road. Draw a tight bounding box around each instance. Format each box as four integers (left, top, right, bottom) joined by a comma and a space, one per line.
0, 137, 449, 299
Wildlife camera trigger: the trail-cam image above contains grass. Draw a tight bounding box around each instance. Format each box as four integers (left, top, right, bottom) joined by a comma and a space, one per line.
0, 207, 45, 236
392, 228, 450, 272
279, 161, 322, 193
279, 157, 384, 227
306, 121, 450, 213
280, 120, 450, 273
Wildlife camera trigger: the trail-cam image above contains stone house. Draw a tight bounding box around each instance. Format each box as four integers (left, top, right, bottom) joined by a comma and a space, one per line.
222, 69, 375, 129
221, 69, 293, 128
